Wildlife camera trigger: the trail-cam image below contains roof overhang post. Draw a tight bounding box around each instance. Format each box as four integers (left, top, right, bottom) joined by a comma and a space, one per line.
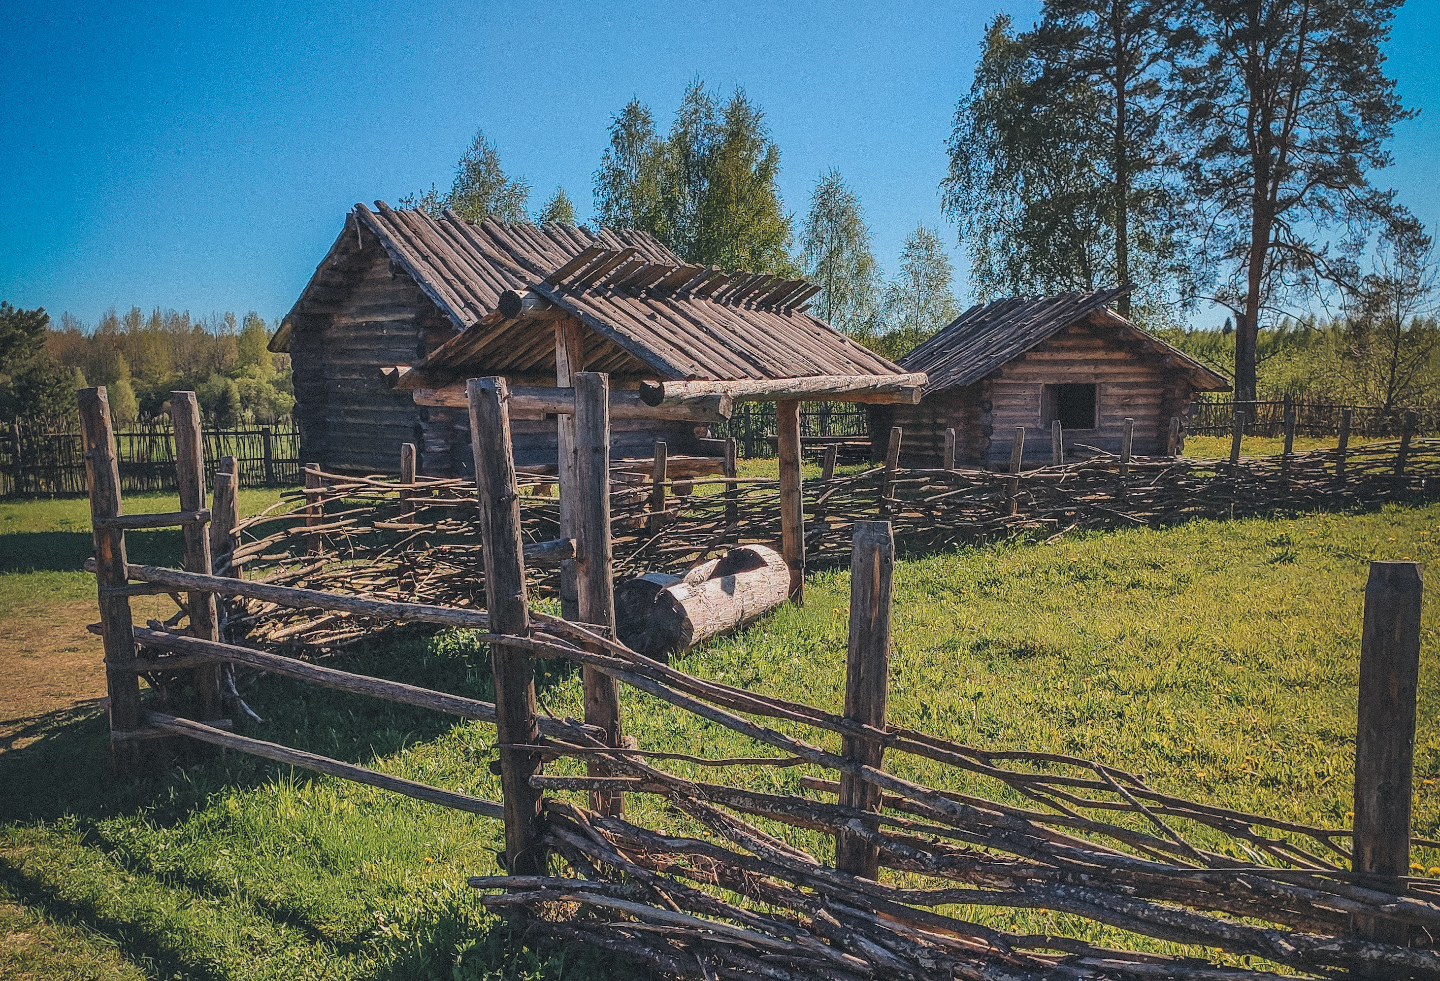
777, 399, 805, 605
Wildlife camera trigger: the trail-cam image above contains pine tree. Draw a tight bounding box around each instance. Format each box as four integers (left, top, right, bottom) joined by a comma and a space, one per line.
878, 227, 959, 359
799, 170, 880, 338
403, 129, 530, 223
537, 188, 577, 225
594, 100, 665, 234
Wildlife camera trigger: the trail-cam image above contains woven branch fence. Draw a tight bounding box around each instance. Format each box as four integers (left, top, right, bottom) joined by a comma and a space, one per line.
1188, 398, 1440, 438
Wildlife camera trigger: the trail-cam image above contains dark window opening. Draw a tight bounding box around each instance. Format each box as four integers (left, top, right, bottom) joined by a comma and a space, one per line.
1043, 383, 1098, 430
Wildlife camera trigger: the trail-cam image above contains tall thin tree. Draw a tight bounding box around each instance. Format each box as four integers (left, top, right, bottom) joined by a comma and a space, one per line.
799, 170, 880, 337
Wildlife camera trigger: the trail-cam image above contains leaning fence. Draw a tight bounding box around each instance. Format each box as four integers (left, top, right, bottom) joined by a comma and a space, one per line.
74, 378, 1440, 979
2, 415, 299, 497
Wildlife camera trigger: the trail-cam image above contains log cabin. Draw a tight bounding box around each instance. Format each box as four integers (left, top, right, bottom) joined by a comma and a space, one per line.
871, 287, 1230, 468
271, 202, 918, 478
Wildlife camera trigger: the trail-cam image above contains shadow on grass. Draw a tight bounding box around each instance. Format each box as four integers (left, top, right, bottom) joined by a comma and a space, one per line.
0, 529, 184, 574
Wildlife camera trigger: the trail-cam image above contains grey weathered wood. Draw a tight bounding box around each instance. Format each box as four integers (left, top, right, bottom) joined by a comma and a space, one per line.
467, 376, 544, 874
399, 442, 417, 521
1009, 426, 1026, 474
1337, 408, 1353, 483
1282, 395, 1296, 456
882, 426, 902, 506
1167, 416, 1181, 457
836, 520, 894, 879
1051, 420, 1063, 465
821, 444, 838, 482
262, 426, 275, 486
1353, 561, 1424, 946
171, 391, 223, 720
724, 437, 738, 536
575, 371, 625, 816
95, 510, 210, 530
556, 319, 583, 621
79, 387, 143, 774
146, 712, 504, 819
1230, 410, 1245, 467
777, 399, 805, 604
943, 427, 957, 471
1120, 418, 1133, 474
412, 383, 733, 423
639, 373, 928, 407
1396, 410, 1417, 476
209, 464, 239, 581
304, 463, 323, 556
649, 442, 668, 537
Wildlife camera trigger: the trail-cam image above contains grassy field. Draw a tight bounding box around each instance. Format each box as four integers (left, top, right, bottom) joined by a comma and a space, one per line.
1, 471, 1436, 978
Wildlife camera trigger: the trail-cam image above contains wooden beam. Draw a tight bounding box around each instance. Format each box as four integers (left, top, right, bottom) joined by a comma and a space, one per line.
411, 383, 733, 423
777, 399, 805, 604
638, 373, 928, 407
467, 376, 544, 876
171, 391, 223, 721
498, 289, 567, 320
556, 319, 584, 622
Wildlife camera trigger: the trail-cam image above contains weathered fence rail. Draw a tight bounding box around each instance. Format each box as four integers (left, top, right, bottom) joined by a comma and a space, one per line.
1189, 395, 1439, 438
77, 382, 1438, 979
3, 415, 298, 497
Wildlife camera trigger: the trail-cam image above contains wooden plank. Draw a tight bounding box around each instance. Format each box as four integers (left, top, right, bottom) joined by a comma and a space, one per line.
943, 427, 956, 471
171, 392, 223, 721
79, 387, 144, 775
575, 371, 624, 817
723, 437, 739, 537
1051, 420, 1063, 465
777, 399, 805, 604
821, 444, 837, 481
1353, 561, 1424, 945
649, 442, 667, 537
146, 712, 504, 819
94, 510, 210, 530
882, 426, 902, 504
467, 376, 544, 875
400, 443, 417, 521
1167, 416, 1181, 457
639, 373, 928, 407
836, 520, 894, 880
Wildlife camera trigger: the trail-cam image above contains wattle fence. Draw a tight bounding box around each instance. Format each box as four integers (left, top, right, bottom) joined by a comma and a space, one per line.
1188, 396, 1440, 438
2, 416, 299, 497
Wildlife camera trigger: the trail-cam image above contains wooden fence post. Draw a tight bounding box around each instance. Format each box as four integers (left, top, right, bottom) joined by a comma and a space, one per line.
836, 519, 894, 880
1005, 427, 1025, 516
1396, 410, 1417, 477
1229, 410, 1245, 469
1353, 561, 1424, 945
400, 442, 416, 522
882, 426, 902, 507
1051, 420, 1063, 465
304, 463, 323, 556
467, 376, 544, 875
649, 441, 668, 538
1282, 395, 1296, 456
80, 388, 145, 774
262, 426, 275, 486
943, 427, 957, 472
1167, 416, 1181, 457
172, 392, 223, 721
1118, 418, 1133, 501
777, 399, 805, 604
1337, 408, 1353, 484
821, 444, 838, 482
556, 319, 584, 621
575, 371, 625, 817
724, 436, 738, 537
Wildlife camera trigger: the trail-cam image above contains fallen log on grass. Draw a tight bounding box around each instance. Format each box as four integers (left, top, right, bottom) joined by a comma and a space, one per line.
615, 545, 789, 658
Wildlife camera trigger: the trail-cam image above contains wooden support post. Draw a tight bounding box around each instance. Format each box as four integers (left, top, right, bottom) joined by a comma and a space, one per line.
649, 441, 668, 537
943, 427, 957, 472
80, 388, 144, 774
575, 371, 625, 817
261, 426, 275, 486
724, 436, 738, 537
1229, 410, 1245, 468
1282, 394, 1296, 456
467, 377, 544, 875
776, 399, 805, 605
210, 457, 240, 584
1118, 417, 1133, 501
1337, 408, 1353, 484
171, 392, 223, 721
1005, 427, 1025, 516
1396, 410, 1417, 477
556, 319, 584, 621
1353, 561, 1424, 946
304, 463, 323, 556
400, 442, 417, 522
836, 520, 894, 880
1051, 419, 1063, 466
1167, 416, 1182, 457
882, 426, 902, 506
821, 443, 838, 482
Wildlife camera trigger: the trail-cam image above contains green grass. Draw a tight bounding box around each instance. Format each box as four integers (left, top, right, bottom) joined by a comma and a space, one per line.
2, 490, 1437, 978
1183, 433, 1387, 459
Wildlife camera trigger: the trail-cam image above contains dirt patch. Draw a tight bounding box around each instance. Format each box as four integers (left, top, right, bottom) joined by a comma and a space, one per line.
1, 600, 106, 753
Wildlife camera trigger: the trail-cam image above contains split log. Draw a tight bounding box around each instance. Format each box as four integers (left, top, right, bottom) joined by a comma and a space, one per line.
615, 545, 790, 659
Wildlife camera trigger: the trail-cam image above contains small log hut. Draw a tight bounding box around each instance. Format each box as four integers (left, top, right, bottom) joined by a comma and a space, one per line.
273, 202, 918, 478
872, 286, 1230, 467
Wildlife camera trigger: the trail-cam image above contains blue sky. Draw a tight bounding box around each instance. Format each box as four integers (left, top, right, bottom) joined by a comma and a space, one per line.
1, 0, 1436, 331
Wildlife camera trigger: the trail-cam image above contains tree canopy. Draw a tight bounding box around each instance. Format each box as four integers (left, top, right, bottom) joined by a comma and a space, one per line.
537, 188, 577, 226
402, 128, 530, 223
798, 170, 880, 339
875, 227, 959, 361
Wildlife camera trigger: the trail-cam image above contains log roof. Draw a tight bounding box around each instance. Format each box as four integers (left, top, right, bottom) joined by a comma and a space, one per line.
274, 203, 906, 386
899, 286, 1230, 392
